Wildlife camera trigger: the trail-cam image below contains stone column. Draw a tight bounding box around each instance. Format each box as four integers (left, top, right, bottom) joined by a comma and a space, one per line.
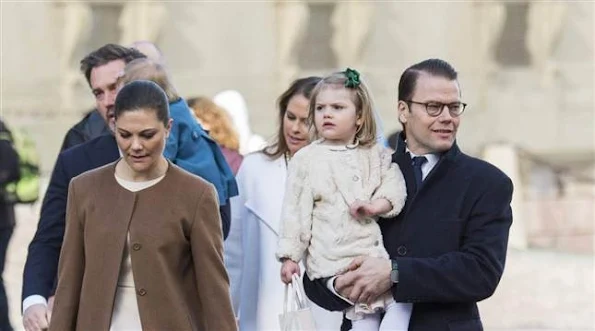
472, 0, 506, 111
118, 0, 168, 45
483, 143, 528, 250
275, 1, 309, 92
330, 1, 374, 69
59, 2, 92, 112
526, 2, 568, 88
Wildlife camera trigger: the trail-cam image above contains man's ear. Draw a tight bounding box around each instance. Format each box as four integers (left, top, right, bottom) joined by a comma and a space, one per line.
397, 100, 408, 124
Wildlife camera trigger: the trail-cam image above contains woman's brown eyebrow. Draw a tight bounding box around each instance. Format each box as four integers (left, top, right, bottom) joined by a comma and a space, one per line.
117, 128, 157, 133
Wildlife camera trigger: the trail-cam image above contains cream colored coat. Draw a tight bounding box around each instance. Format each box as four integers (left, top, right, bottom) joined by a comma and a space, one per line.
276, 141, 407, 279
50, 161, 236, 331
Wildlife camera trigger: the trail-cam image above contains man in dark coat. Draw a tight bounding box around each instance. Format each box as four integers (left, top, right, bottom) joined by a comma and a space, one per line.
59, 109, 109, 152
0, 119, 21, 331
304, 59, 514, 331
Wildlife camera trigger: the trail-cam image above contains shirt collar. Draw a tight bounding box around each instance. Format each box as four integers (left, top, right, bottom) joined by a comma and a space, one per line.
405, 147, 440, 164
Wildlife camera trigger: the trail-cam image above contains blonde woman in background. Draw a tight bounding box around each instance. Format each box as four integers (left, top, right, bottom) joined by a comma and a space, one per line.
188, 97, 243, 175
213, 90, 267, 155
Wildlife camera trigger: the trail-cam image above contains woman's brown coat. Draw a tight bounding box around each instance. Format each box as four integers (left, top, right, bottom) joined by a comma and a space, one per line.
49, 161, 236, 331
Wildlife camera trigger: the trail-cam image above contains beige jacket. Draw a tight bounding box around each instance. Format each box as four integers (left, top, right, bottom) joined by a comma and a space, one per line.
50, 161, 236, 331
276, 141, 407, 279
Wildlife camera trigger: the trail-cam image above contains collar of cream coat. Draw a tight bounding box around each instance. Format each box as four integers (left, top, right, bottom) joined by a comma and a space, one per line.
314, 138, 360, 151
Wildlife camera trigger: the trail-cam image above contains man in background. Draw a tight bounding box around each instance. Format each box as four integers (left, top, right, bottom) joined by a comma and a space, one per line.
58, 40, 163, 152
0, 118, 21, 331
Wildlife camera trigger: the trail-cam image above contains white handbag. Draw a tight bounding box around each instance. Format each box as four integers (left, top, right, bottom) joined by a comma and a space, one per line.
278, 274, 318, 331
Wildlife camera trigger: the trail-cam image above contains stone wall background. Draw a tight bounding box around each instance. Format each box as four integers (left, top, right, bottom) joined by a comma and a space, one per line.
1, 2, 593, 328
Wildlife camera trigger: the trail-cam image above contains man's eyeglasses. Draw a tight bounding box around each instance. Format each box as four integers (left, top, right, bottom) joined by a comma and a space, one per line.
405, 100, 467, 117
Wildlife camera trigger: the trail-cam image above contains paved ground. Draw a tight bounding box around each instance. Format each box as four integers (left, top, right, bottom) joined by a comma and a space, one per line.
4, 204, 594, 330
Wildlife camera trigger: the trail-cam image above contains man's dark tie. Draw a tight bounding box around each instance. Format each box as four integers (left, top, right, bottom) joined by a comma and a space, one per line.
412, 156, 428, 191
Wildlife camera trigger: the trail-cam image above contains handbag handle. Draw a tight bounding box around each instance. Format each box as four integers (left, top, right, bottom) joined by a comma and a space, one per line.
283, 280, 297, 315
291, 274, 309, 310
284, 273, 309, 314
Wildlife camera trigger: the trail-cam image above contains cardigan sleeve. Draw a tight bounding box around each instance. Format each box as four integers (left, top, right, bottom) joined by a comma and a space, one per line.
372, 146, 407, 218
49, 180, 85, 331
190, 184, 237, 331
275, 153, 313, 263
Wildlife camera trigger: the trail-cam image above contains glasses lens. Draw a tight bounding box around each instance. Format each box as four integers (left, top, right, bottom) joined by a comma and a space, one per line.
449, 103, 462, 114
426, 103, 442, 116
455, 103, 467, 116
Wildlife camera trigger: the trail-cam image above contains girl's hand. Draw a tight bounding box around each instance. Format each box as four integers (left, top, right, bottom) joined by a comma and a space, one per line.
280, 259, 301, 284
350, 199, 392, 219
349, 200, 375, 219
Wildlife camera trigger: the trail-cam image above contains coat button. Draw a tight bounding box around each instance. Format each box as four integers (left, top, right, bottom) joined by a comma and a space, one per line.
132, 243, 142, 251
397, 245, 408, 256
374, 240, 379, 246
352, 175, 359, 181
137, 288, 147, 296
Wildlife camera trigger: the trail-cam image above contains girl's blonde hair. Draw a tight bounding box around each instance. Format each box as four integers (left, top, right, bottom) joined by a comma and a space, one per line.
117, 58, 180, 103
187, 96, 240, 151
308, 70, 377, 147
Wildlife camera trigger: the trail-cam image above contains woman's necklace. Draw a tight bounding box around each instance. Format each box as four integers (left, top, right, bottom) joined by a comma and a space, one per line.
284, 152, 292, 167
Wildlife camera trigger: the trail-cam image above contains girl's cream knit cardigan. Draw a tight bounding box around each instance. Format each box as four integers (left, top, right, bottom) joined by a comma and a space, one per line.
276, 140, 406, 279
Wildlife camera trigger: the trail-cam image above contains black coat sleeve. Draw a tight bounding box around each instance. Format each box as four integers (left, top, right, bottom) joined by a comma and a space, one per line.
22, 154, 70, 300
302, 275, 351, 311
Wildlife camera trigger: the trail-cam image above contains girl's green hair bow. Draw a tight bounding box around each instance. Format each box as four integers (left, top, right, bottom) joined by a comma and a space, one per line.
344, 68, 361, 88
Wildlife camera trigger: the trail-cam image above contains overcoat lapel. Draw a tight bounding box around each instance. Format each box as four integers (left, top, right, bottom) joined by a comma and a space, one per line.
244, 157, 286, 236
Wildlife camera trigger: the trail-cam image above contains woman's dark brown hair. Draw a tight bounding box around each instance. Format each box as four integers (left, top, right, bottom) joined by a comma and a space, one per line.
263, 76, 322, 159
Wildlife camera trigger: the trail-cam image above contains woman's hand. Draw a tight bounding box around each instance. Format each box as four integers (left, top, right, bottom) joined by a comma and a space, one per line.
280, 259, 300, 284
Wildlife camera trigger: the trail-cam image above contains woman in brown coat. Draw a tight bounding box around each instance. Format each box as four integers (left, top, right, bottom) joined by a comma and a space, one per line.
49, 80, 236, 331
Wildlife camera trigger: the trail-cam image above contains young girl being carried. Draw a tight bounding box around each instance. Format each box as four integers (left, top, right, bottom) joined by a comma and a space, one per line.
276, 69, 410, 331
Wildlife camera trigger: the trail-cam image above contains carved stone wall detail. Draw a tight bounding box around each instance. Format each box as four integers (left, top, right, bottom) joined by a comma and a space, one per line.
526, 2, 568, 87
275, 1, 310, 90
330, 0, 374, 69
59, 2, 92, 112
118, 1, 167, 45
